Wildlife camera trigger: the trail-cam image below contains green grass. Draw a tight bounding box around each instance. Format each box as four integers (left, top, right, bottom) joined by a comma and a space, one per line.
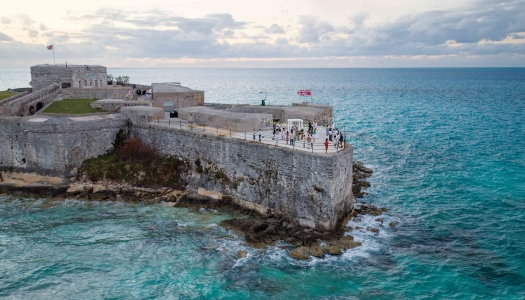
0, 90, 18, 101
43, 99, 103, 114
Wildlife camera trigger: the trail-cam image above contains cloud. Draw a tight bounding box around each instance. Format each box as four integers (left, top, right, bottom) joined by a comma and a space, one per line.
0, 0, 524, 67
1, 17, 11, 24
25, 28, 38, 38
0, 32, 13, 41
17, 14, 35, 26
297, 16, 334, 43
275, 37, 288, 44
265, 24, 284, 34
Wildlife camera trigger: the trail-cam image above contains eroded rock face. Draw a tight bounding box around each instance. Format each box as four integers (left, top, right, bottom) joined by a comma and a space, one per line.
353, 161, 373, 198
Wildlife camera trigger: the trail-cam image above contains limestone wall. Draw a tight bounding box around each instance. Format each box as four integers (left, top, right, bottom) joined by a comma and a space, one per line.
131, 123, 354, 230
178, 106, 272, 131
62, 87, 131, 99
31, 65, 107, 91
152, 91, 205, 109
0, 113, 353, 230
90, 100, 152, 112
0, 115, 127, 177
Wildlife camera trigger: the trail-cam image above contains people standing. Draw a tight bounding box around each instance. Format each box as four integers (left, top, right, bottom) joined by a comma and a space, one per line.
290, 130, 295, 146
286, 131, 289, 145
324, 138, 329, 154
307, 134, 311, 149
253, 129, 256, 141
258, 129, 262, 142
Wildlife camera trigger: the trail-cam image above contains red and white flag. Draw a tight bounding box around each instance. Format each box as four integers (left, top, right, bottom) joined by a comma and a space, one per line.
47, 45, 53, 50
297, 90, 311, 96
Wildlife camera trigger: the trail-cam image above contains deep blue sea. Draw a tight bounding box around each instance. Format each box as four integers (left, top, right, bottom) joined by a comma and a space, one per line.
1, 68, 524, 299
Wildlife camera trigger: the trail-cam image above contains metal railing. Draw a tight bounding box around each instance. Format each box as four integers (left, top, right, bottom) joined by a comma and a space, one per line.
146, 117, 348, 154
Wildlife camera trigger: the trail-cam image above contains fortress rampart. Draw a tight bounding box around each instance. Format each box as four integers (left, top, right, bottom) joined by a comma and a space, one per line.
0, 115, 127, 177
0, 114, 354, 230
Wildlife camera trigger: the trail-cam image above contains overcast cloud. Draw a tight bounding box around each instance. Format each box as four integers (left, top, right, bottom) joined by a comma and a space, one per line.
0, 0, 524, 67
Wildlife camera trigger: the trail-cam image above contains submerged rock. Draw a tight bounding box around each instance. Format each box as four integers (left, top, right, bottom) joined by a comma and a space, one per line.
237, 250, 247, 259
389, 222, 396, 227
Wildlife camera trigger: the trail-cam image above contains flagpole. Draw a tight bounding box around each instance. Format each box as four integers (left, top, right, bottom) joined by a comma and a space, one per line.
53, 47, 55, 65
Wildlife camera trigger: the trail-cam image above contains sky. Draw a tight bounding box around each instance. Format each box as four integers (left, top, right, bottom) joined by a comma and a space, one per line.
0, 0, 524, 67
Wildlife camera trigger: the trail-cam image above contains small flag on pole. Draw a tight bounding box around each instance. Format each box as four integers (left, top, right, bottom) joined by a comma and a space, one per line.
47, 45, 53, 50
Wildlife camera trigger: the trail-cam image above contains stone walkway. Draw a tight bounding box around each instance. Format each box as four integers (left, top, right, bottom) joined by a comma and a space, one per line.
156, 116, 346, 154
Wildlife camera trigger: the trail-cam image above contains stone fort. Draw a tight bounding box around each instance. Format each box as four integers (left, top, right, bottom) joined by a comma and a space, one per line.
0, 64, 354, 231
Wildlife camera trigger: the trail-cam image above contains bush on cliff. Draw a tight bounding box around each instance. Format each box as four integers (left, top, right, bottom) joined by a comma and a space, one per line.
77, 137, 189, 189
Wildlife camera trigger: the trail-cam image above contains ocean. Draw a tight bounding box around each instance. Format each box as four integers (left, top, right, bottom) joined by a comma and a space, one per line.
1, 68, 524, 299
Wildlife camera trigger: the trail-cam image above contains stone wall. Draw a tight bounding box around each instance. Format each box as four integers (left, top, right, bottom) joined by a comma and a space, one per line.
152, 92, 205, 109
227, 105, 332, 123
62, 87, 131, 99
90, 100, 152, 112
0, 84, 60, 116
178, 106, 272, 131
0, 114, 127, 177
0, 112, 353, 230
131, 123, 354, 230
31, 65, 107, 91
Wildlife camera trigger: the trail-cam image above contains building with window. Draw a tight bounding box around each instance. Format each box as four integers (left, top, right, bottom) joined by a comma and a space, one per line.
30, 64, 107, 91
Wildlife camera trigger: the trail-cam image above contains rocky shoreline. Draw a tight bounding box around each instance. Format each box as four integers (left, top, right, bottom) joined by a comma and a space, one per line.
0, 160, 385, 260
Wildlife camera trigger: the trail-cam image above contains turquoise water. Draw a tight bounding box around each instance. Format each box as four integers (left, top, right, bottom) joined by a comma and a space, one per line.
1, 68, 525, 298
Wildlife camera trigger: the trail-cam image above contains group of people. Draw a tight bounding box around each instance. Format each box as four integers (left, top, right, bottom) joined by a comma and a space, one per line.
253, 122, 345, 153
325, 124, 345, 151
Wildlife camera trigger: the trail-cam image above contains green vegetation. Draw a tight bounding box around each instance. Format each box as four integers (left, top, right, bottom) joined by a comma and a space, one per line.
43, 99, 102, 114
78, 137, 189, 189
0, 90, 17, 101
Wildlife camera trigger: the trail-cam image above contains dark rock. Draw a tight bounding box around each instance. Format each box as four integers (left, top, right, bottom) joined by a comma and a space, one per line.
375, 218, 383, 223
323, 244, 342, 255
308, 243, 325, 258
389, 222, 396, 227
289, 247, 310, 260
237, 250, 247, 259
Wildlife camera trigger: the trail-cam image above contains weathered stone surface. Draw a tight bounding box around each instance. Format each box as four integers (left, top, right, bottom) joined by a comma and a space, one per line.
323, 244, 342, 255
309, 243, 325, 258
0, 112, 354, 231
0, 115, 127, 177
237, 250, 247, 259
289, 247, 310, 260
389, 222, 396, 227
31, 64, 107, 91
132, 122, 354, 231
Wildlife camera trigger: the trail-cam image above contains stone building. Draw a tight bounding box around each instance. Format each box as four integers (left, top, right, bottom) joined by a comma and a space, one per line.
151, 83, 204, 111
30, 64, 107, 91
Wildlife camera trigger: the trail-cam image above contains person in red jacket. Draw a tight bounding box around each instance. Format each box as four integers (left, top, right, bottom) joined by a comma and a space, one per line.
324, 138, 329, 154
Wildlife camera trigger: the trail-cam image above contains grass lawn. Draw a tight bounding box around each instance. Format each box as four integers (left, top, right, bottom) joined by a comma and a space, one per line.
0, 90, 18, 101
43, 99, 103, 114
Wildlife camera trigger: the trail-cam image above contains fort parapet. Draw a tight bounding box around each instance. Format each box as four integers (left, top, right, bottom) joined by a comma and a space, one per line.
0, 64, 354, 231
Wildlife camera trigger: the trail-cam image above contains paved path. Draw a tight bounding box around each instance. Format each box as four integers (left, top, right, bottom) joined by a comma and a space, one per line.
156, 116, 346, 154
